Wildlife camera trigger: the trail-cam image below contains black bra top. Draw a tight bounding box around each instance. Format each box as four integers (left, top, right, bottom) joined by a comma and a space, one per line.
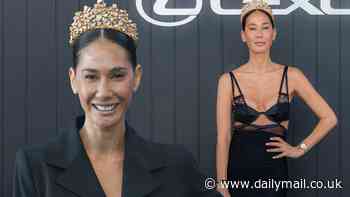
229, 66, 290, 131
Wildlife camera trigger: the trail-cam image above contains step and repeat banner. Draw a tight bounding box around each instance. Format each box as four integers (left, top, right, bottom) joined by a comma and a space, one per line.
0, 0, 349, 196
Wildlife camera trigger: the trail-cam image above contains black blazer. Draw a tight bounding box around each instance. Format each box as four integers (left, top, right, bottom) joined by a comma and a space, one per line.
13, 117, 222, 197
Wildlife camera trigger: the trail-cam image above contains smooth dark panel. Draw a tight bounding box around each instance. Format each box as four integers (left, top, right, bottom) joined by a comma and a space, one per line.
57, 0, 79, 130
150, 0, 176, 144
27, 0, 57, 144
127, 0, 153, 140
116, 0, 128, 10
272, 17, 293, 66
318, 2, 341, 196
340, 0, 350, 196
271, 2, 293, 66
198, 0, 223, 176
222, 0, 244, 71
173, 1, 200, 159
80, 0, 97, 7
3, 0, 27, 196
0, 0, 3, 194
288, 9, 318, 197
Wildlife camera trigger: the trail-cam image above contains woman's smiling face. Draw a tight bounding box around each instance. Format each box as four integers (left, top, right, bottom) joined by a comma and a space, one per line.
69, 39, 141, 130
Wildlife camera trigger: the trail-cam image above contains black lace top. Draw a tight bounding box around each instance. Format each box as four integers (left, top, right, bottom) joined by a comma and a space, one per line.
229, 66, 290, 136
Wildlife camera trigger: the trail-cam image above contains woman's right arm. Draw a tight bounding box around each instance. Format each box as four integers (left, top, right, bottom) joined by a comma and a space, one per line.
216, 73, 233, 197
13, 149, 38, 197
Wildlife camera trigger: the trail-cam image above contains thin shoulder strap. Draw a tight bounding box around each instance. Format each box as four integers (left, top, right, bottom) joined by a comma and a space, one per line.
228, 72, 235, 96
229, 71, 244, 96
279, 66, 288, 94
285, 66, 289, 95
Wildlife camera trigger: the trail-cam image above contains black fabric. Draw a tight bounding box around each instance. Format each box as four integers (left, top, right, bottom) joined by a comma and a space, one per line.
13, 116, 222, 197
227, 66, 290, 197
228, 130, 288, 197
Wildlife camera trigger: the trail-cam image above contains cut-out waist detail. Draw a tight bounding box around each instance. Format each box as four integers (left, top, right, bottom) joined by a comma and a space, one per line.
233, 123, 287, 137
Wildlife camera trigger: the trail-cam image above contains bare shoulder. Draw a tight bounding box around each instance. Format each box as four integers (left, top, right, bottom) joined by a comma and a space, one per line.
218, 72, 231, 85
287, 66, 307, 81
217, 72, 234, 98
286, 66, 312, 95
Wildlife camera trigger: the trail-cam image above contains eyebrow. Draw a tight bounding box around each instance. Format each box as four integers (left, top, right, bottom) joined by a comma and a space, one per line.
247, 23, 257, 26
81, 68, 98, 73
81, 67, 128, 73
247, 22, 270, 26
110, 67, 128, 73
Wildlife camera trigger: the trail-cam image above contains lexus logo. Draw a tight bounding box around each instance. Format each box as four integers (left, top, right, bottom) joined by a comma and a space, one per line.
136, 0, 350, 27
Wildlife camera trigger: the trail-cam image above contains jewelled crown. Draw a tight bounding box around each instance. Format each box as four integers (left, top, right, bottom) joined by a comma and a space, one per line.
69, 0, 138, 46
241, 0, 274, 22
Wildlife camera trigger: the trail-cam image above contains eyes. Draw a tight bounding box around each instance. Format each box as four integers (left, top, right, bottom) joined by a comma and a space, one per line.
85, 74, 97, 80
83, 71, 127, 82
248, 26, 271, 31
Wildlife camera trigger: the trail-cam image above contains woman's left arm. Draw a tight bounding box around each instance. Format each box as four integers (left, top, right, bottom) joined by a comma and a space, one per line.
266, 67, 338, 159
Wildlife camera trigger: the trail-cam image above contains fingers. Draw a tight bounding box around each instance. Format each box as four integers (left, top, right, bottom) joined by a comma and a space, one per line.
273, 152, 287, 159
265, 142, 282, 147
266, 137, 290, 159
266, 148, 282, 153
266, 137, 295, 159
270, 137, 286, 143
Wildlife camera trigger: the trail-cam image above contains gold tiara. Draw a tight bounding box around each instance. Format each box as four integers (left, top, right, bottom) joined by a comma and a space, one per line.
241, 0, 274, 23
69, 0, 138, 46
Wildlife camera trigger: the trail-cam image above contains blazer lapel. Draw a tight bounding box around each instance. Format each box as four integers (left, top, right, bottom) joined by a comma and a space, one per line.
45, 120, 105, 197
45, 116, 167, 197
122, 126, 166, 197
55, 144, 105, 197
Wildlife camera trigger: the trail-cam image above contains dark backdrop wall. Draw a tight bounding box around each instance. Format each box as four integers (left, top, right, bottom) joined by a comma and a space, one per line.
1, 0, 349, 196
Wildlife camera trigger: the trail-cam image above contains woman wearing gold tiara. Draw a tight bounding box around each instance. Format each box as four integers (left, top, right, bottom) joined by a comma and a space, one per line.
12, 1, 221, 197
216, 0, 337, 196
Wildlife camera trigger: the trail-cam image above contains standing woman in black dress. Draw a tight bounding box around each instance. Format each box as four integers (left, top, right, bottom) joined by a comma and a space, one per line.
216, 0, 338, 196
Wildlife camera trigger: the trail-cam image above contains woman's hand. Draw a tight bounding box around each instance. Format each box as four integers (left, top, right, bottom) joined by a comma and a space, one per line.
217, 188, 231, 197
266, 137, 305, 159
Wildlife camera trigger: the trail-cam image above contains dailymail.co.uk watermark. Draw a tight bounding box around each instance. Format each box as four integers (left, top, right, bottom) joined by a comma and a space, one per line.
205, 177, 343, 191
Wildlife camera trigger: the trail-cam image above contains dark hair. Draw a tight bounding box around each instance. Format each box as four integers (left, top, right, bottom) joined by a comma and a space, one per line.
242, 9, 275, 31
72, 29, 137, 70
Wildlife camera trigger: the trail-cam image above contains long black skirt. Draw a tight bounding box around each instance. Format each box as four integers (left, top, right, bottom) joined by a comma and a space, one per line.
227, 129, 288, 197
